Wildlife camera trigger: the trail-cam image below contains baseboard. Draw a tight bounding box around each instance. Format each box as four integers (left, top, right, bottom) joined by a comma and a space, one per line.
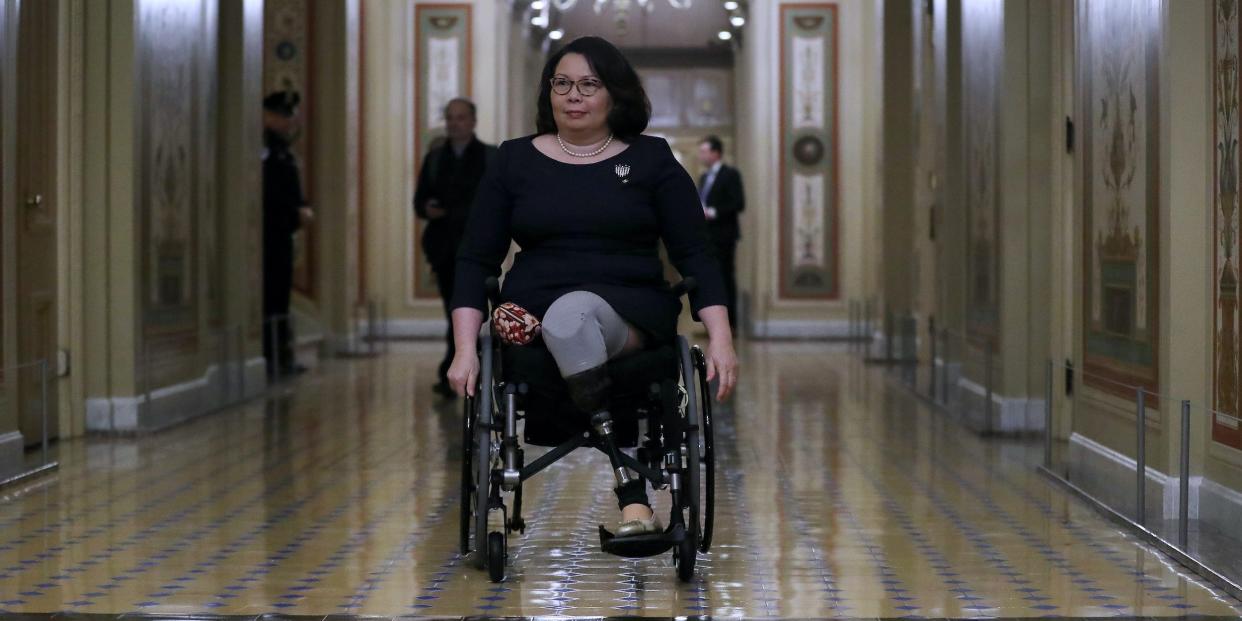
86, 356, 267, 433
750, 319, 848, 339
1199, 476, 1242, 542
1068, 431, 1201, 521
356, 318, 445, 340
955, 375, 1047, 433
0, 431, 24, 482
918, 356, 1045, 433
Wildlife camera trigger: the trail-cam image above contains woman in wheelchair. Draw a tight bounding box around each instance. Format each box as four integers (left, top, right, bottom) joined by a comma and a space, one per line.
446, 36, 737, 577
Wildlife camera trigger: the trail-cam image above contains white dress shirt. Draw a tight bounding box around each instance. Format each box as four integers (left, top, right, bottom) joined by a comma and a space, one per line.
701, 161, 724, 220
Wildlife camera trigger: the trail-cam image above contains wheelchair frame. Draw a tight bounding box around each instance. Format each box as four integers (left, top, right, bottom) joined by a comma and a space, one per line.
458, 281, 716, 583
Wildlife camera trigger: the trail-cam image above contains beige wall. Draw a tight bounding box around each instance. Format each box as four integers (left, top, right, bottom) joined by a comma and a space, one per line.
308, 0, 362, 351
879, 0, 1242, 529
881, 0, 917, 318
359, 0, 511, 336
355, 1, 885, 339
0, 0, 272, 437
737, 0, 884, 337
10, 1, 1234, 515
892, 0, 1060, 431
76, 0, 272, 433
1053, 0, 1242, 535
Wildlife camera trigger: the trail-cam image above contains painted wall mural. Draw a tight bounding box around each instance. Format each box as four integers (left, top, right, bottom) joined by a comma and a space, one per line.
962, 0, 1001, 347
1214, 0, 1242, 450
265, 0, 317, 300
412, 4, 471, 301
1078, 0, 1161, 400
643, 68, 733, 129
779, 3, 838, 300
138, 0, 215, 347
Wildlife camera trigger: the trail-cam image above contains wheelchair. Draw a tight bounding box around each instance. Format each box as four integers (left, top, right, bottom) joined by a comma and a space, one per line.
459, 278, 716, 583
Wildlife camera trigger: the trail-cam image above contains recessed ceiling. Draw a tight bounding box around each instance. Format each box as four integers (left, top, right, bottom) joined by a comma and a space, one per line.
552, 1, 731, 50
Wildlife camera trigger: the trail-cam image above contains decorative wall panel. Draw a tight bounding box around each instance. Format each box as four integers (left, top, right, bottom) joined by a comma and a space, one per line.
265, 0, 317, 299
1078, 0, 1161, 401
412, 4, 471, 301
779, 3, 838, 300
962, 0, 1001, 347
642, 68, 733, 129
137, 0, 215, 348
1214, 0, 1242, 450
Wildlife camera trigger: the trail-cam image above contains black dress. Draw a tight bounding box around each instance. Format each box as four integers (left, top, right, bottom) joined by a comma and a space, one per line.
451, 134, 727, 343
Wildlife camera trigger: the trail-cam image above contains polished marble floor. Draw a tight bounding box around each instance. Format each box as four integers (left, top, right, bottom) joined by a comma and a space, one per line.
1, 342, 1241, 618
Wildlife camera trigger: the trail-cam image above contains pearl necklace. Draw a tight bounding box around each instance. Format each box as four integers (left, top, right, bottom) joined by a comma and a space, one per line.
557, 133, 613, 158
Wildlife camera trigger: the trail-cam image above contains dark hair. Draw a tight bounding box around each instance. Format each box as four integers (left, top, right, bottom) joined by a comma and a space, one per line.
701, 135, 724, 155
444, 97, 477, 119
535, 37, 650, 141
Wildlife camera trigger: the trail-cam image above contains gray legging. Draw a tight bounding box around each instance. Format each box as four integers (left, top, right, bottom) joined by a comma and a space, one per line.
542, 291, 635, 377
541, 290, 649, 509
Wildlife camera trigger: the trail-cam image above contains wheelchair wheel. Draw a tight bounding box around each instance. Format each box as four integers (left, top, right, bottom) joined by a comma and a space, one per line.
676, 337, 703, 567
675, 528, 696, 582
470, 333, 498, 570
487, 531, 506, 582
691, 345, 716, 553
459, 393, 476, 556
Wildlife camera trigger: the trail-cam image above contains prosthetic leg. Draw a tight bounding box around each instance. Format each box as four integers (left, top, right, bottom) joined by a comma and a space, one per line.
565, 366, 686, 557
565, 367, 635, 493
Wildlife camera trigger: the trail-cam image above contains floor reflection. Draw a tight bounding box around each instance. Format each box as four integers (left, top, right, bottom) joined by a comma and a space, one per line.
0, 341, 1238, 618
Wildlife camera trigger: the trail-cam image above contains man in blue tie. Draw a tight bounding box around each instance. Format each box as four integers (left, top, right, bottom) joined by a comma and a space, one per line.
697, 135, 745, 331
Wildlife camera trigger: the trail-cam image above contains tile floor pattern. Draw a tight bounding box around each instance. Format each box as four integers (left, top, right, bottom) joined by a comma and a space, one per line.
1, 342, 1241, 618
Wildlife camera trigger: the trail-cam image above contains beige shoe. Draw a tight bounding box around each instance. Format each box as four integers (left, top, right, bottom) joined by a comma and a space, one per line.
615, 513, 663, 537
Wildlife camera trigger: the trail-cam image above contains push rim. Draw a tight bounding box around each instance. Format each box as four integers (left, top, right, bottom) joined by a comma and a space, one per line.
692, 345, 716, 552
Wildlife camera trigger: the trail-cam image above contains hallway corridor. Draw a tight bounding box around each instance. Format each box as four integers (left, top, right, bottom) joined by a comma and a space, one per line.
0, 344, 1239, 618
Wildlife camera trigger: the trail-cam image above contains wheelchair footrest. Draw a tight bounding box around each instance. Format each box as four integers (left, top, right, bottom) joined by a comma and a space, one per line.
598, 523, 685, 558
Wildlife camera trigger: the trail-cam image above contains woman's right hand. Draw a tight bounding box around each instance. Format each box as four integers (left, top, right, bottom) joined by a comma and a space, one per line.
448, 307, 485, 397
447, 350, 480, 397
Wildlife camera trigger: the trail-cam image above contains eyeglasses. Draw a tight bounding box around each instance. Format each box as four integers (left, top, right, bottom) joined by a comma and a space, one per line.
550, 76, 603, 97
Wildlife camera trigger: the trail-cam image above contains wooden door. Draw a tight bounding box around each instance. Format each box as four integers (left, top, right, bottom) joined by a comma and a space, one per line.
15, 0, 58, 445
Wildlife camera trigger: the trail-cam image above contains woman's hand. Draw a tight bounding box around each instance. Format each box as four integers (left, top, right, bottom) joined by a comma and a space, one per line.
447, 350, 480, 397
448, 307, 485, 397
697, 305, 738, 402
705, 336, 738, 402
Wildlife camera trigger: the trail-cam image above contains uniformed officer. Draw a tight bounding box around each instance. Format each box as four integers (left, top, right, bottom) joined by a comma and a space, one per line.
262, 90, 312, 378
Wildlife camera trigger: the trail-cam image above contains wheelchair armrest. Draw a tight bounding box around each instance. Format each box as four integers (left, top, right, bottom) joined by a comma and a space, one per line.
670, 277, 697, 299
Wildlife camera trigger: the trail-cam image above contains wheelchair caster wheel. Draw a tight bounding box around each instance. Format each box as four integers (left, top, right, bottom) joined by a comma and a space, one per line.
487, 531, 506, 582
675, 530, 696, 582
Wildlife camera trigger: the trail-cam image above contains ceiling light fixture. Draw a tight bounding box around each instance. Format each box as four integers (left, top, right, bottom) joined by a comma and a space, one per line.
717, 30, 732, 40
730, 15, 745, 26
723, 1, 739, 10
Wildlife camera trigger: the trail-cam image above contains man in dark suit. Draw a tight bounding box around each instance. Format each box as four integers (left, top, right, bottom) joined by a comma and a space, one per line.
262, 90, 312, 379
697, 135, 745, 331
413, 98, 497, 398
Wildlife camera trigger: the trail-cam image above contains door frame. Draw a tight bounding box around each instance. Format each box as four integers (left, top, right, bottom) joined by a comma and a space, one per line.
14, 0, 63, 445
1, 0, 19, 429
1049, 0, 1077, 441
